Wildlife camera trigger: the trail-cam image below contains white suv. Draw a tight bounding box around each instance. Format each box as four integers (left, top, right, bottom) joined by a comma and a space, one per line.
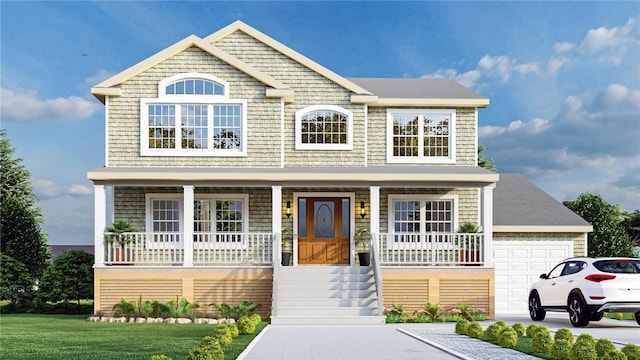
529, 257, 640, 327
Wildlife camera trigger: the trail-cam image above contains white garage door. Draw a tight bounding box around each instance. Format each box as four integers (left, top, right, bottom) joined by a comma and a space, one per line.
493, 241, 573, 315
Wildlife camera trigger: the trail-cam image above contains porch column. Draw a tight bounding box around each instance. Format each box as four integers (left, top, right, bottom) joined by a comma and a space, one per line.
271, 186, 282, 256
369, 186, 380, 235
482, 184, 495, 266
94, 185, 106, 266
183, 185, 194, 267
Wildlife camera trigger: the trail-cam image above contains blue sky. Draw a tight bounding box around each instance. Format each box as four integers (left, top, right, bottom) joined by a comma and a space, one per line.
1, 1, 639, 245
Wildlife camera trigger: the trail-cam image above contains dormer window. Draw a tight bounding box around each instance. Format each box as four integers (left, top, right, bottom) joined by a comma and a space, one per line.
295, 105, 353, 150
141, 73, 247, 157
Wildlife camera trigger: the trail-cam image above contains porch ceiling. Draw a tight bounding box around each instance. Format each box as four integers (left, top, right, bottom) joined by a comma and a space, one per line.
88, 166, 498, 187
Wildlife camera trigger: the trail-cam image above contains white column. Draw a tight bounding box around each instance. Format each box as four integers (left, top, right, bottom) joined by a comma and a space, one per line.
183, 185, 194, 267
94, 185, 106, 266
482, 184, 495, 266
272, 186, 282, 256
369, 186, 380, 235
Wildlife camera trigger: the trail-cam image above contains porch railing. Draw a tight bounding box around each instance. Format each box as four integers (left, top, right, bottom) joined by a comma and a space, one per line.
104, 232, 273, 266
376, 232, 484, 266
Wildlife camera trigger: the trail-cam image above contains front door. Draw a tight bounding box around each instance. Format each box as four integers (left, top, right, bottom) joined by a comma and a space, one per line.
297, 197, 350, 265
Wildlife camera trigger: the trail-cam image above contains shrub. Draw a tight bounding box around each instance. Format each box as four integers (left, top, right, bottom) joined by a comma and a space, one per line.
498, 328, 518, 349
511, 322, 525, 336
249, 313, 262, 326
226, 323, 239, 338
112, 298, 136, 318
484, 322, 505, 342
532, 330, 553, 354
150, 355, 172, 360
551, 339, 572, 360
212, 325, 232, 346
186, 345, 223, 360
571, 341, 597, 360
384, 303, 407, 323
526, 323, 542, 338
466, 322, 483, 338
554, 328, 574, 344
622, 343, 640, 360
455, 318, 470, 335
412, 310, 432, 323
575, 333, 597, 348
601, 350, 629, 360
237, 315, 256, 335
195, 337, 224, 360
596, 338, 617, 358
611, 312, 625, 320
423, 301, 443, 321
210, 300, 259, 320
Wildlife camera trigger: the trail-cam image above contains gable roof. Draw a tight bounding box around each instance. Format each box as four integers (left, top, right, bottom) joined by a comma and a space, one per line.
91, 34, 292, 104
348, 78, 490, 107
204, 21, 373, 96
493, 173, 592, 232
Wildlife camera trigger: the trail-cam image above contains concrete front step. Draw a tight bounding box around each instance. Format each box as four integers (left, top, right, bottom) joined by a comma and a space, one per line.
277, 306, 378, 317
271, 315, 386, 325
279, 266, 373, 274
278, 298, 377, 308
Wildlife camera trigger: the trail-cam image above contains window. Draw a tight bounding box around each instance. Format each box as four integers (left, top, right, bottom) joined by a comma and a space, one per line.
141, 73, 247, 156
295, 105, 353, 150
388, 195, 457, 243
387, 109, 455, 163
147, 196, 182, 244
194, 195, 248, 244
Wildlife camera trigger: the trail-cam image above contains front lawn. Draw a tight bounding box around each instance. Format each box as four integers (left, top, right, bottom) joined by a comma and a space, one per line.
0, 314, 266, 360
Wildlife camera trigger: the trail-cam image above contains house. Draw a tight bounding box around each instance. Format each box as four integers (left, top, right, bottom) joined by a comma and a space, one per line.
88, 21, 591, 324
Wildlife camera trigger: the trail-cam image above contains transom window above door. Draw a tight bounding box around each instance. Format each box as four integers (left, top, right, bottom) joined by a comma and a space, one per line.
295, 105, 353, 150
386, 109, 456, 164
140, 73, 247, 157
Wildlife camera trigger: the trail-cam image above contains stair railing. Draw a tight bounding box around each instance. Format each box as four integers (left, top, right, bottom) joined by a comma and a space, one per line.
370, 232, 384, 316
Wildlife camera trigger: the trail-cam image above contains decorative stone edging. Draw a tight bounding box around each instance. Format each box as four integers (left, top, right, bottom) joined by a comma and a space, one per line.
87, 316, 236, 324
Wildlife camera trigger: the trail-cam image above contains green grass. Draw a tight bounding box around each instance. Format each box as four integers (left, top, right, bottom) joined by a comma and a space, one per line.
0, 314, 266, 360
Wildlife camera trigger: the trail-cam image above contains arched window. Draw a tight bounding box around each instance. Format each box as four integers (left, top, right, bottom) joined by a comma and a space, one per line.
295, 105, 353, 150
140, 73, 246, 157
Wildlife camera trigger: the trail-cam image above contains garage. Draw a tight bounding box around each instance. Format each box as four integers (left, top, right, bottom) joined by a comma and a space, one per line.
493, 241, 573, 314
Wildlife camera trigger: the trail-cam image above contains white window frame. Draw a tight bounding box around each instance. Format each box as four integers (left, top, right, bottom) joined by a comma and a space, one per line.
387, 194, 458, 249
386, 108, 456, 164
193, 194, 249, 250
141, 73, 247, 157
295, 105, 353, 150
145, 194, 183, 248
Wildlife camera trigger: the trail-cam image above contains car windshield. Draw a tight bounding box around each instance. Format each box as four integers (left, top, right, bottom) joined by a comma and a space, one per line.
593, 259, 640, 274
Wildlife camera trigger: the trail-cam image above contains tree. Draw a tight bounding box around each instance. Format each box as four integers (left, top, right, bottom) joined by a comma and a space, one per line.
0, 197, 51, 278
0, 129, 39, 210
478, 145, 497, 172
0, 253, 36, 307
563, 193, 634, 257
621, 210, 640, 250
0, 130, 50, 278
38, 250, 94, 310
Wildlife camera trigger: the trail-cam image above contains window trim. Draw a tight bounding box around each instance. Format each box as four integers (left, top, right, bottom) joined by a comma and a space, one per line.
386, 194, 458, 249
386, 108, 456, 164
145, 194, 183, 248
295, 105, 353, 150
141, 73, 247, 157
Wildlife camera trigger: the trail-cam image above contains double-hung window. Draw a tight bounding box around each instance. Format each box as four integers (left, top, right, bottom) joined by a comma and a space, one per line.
387, 109, 455, 163
388, 195, 457, 246
295, 105, 353, 150
141, 73, 247, 156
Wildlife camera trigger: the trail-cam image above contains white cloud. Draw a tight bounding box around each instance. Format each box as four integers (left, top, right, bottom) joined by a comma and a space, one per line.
422, 68, 481, 88
0, 87, 100, 122
68, 184, 93, 196
84, 69, 114, 88
580, 18, 637, 53
553, 42, 576, 53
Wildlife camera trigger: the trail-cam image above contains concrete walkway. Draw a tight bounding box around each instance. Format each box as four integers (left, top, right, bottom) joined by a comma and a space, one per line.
237, 323, 464, 360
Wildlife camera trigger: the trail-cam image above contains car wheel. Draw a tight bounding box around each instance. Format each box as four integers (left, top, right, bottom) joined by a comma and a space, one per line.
568, 295, 590, 327
529, 292, 546, 321
590, 311, 604, 321
635, 311, 640, 326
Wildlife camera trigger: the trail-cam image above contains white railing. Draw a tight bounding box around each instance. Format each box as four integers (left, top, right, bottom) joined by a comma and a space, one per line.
104, 232, 273, 266
370, 233, 384, 316
377, 232, 484, 266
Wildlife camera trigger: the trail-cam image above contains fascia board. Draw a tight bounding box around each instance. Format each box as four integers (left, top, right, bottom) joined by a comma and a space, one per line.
367, 97, 490, 108
493, 225, 593, 233
265, 88, 295, 103
205, 21, 373, 96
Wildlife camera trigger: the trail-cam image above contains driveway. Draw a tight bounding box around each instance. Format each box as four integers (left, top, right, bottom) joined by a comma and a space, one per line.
497, 313, 640, 346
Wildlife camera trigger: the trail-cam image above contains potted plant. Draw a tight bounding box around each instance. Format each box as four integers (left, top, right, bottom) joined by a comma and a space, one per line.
457, 222, 480, 265
354, 227, 371, 266
105, 220, 136, 264
281, 228, 296, 266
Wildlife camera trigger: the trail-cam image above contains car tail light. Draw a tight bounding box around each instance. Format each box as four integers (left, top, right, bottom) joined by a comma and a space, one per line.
589, 296, 606, 300
585, 274, 616, 282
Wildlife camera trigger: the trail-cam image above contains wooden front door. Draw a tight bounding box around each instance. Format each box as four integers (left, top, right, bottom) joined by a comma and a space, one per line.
298, 198, 350, 265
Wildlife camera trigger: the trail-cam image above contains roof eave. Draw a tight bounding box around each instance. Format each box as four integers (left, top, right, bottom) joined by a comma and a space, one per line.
493, 225, 593, 233
351, 95, 489, 108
